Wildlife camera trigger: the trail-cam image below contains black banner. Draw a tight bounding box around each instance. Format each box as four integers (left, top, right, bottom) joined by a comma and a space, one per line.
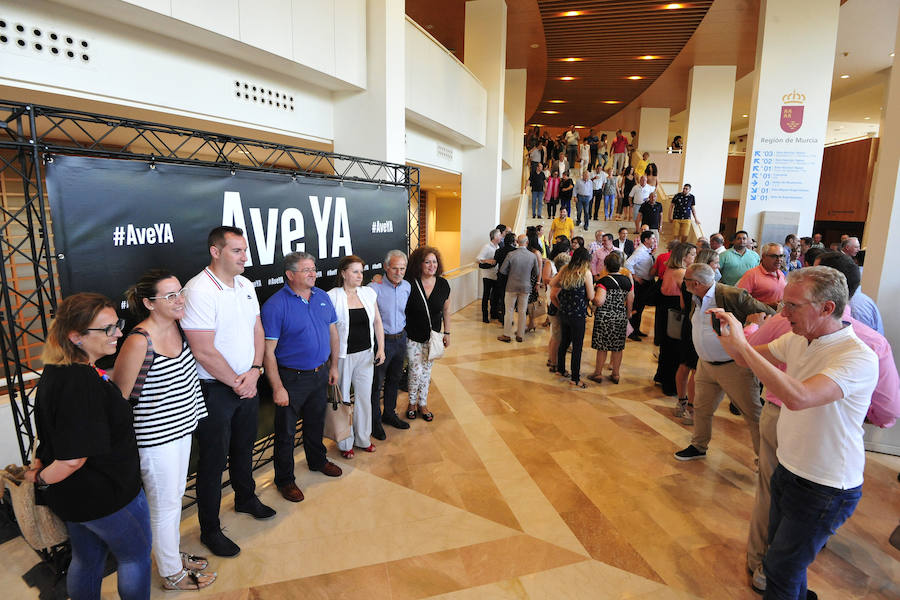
46, 155, 408, 309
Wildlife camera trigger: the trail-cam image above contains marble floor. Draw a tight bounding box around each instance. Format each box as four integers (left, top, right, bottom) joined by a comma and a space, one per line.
3, 301, 899, 599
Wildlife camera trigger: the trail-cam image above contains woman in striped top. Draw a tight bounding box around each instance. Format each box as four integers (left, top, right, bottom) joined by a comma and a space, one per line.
112, 269, 215, 592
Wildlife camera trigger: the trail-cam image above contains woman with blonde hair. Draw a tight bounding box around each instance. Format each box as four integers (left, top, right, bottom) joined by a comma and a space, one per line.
327, 255, 386, 458
549, 247, 594, 388
27, 293, 152, 598
113, 270, 215, 591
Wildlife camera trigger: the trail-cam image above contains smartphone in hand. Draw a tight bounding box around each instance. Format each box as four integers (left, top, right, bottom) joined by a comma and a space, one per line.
711, 314, 723, 336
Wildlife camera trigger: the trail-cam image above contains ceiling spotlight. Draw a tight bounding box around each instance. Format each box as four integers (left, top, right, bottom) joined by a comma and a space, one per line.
559, 76, 576, 81
663, 3, 684, 8
742, 114, 748, 118
626, 75, 644, 80
561, 11, 583, 17
529, 123, 544, 127
574, 125, 586, 128
541, 110, 560, 114
864, 116, 871, 120
560, 57, 584, 62
530, 43, 539, 49
548, 100, 566, 103
638, 55, 661, 60
435, 185, 441, 188
840, 74, 850, 79
602, 100, 621, 104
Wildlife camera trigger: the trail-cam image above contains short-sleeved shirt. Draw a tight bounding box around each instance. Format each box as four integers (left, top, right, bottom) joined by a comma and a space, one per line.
737, 265, 786, 306
405, 277, 451, 343
181, 268, 260, 380
530, 170, 546, 192
671, 192, 696, 220
718, 248, 760, 286
261, 285, 337, 370
35, 364, 142, 522
477, 242, 500, 281
768, 326, 877, 489
369, 278, 411, 334
638, 202, 663, 230
611, 136, 628, 153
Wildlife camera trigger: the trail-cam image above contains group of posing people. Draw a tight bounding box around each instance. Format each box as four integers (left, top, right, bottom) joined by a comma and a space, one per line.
24, 226, 452, 598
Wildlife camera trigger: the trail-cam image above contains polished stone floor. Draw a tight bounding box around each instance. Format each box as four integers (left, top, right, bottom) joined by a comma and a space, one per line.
3, 302, 899, 599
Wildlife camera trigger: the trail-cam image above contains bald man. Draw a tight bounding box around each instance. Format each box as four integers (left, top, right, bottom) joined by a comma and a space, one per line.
498, 234, 540, 343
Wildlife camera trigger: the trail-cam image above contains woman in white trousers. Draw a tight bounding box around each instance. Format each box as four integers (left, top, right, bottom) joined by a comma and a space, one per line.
327, 256, 385, 459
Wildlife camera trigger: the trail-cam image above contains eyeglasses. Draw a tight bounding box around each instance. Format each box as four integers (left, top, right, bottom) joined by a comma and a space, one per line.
86, 319, 125, 336
764, 254, 783, 259
292, 267, 317, 274
782, 301, 816, 312
149, 289, 185, 303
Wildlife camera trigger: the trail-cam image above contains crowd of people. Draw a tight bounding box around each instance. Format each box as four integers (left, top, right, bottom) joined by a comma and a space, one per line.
478, 202, 899, 598
25, 226, 451, 598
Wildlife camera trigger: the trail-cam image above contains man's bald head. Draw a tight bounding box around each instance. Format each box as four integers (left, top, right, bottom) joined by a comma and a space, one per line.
517, 234, 529, 247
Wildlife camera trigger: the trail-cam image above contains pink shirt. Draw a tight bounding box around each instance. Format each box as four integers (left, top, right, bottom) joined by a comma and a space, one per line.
744, 307, 900, 428
737, 265, 786, 306
546, 176, 560, 199
590, 246, 620, 275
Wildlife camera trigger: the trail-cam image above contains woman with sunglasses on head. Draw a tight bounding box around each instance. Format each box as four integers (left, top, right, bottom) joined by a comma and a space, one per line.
25, 293, 152, 599
112, 270, 215, 592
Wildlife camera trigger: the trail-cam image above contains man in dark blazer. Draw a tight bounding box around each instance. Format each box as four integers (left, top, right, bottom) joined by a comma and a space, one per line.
612, 227, 634, 258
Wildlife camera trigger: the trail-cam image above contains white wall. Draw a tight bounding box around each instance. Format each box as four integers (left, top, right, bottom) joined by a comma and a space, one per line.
406, 123, 464, 174
405, 18, 487, 148
4, 0, 335, 143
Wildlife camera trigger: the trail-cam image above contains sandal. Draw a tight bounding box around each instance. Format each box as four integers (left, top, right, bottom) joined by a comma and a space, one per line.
569, 380, 587, 389
341, 449, 355, 459
180, 552, 208, 571
361, 444, 376, 453
557, 370, 570, 379
608, 374, 620, 384
587, 374, 604, 384
546, 360, 554, 367
419, 407, 434, 422
162, 568, 216, 591
406, 407, 417, 419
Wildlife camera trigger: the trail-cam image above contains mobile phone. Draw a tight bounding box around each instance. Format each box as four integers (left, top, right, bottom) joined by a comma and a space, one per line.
374, 356, 383, 366
711, 315, 722, 336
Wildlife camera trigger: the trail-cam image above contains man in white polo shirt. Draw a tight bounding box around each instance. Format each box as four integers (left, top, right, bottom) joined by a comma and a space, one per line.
710, 266, 877, 600
182, 226, 274, 558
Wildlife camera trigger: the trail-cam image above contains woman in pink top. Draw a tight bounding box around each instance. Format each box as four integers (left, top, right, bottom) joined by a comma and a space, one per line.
545, 169, 561, 219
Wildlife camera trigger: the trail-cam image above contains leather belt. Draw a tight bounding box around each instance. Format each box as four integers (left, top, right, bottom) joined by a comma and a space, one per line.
278, 362, 326, 374
706, 359, 734, 366
384, 332, 406, 339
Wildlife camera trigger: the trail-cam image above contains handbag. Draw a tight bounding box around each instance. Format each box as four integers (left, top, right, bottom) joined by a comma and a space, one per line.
416, 279, 445, 360
0, 465, 68, 552
323, 384, 353, 443
667, 308, 684, 340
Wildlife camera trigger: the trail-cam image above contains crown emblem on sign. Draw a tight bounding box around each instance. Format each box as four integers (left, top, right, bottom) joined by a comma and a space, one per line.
782, 90, 805, 104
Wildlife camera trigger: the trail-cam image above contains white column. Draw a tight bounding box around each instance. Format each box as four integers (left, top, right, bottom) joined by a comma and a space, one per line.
333, 0, 405, 166
637, 108, 670, 153
679, 65, 737, 236
460, 0, 506, 266
736, 0, 840, 241
501, 68, 527, 226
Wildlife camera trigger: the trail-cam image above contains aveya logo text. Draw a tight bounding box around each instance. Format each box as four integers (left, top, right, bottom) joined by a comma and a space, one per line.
112, 223, 175, 246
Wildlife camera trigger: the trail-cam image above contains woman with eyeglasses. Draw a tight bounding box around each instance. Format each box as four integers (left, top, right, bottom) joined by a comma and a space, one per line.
25, 293, 152, 599
112, 270, 215, 592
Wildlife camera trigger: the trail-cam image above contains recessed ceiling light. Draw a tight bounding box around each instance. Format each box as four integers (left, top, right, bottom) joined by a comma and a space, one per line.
840, 74, 850, 79
627, 75, 644, 80
574, 125, 586, 128
530, 43, 539, 49
742, 114, 748, 118
529, 123, 543, 127
663, 3, 684, 9
864, 116, 871, 120
560, 57, 584, 62
561, 11, 583, 17
435, 185, 441, 188
602, 100, 621, 104
638, 55, 661, 60
559, 76, 577, 81
541, 110, 560, 114
548, 100, 566, 103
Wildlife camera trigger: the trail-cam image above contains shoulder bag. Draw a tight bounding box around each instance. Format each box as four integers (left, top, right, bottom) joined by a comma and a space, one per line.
416, 279, 445, 360
323, 383, 353, 443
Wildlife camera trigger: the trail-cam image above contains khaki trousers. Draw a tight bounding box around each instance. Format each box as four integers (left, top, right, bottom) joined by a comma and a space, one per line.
747, 401, 780, 572
690, 359, 762, 454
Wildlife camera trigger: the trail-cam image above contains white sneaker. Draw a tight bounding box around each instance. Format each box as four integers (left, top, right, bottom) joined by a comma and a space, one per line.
674, 398, 687, 417
751, 564, 766, 593
681, 404, 694, 425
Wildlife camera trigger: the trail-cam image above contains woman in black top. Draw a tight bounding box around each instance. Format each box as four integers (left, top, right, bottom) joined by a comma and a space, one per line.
404, 246, 451, 422
26, 293, 151, 599
588, 252, 634, 384
619, 166, 636, 220
558, 172, 574, 216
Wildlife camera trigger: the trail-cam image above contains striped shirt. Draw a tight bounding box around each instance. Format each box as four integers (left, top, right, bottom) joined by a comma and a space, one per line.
130, 333, 207, 448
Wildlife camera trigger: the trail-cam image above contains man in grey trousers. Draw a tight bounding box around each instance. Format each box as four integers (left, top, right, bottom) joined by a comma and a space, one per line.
497, 234, 540, 343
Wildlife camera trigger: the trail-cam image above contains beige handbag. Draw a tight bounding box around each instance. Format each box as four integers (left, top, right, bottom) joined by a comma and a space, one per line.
416, 280, 445, 360
323, 384, 353, 443
0, 465, 68, 552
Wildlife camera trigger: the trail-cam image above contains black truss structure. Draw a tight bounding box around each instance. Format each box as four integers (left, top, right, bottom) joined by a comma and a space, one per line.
0, 100, 419, 470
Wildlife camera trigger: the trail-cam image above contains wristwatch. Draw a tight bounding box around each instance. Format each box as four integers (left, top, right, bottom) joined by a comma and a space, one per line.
252, 364, 264, 374
34, 468, 49, 490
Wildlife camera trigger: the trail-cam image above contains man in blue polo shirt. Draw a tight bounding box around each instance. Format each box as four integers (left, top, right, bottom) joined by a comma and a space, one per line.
369, 249, 412, 440
262, 251, 342, 504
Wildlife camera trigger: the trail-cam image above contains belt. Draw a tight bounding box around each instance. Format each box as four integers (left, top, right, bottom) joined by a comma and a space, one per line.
384, 332, 406, 340
706, 359, 734, 366
278, 362, 327, 374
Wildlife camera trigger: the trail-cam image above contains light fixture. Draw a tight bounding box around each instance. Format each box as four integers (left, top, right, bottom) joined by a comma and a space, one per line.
530, 43, 539, 49
561, 11, 583, 17
627, 75, 644, 80
638, 55, 661, 60
840, 74, 850, 79
602, 100, 621, 104
548, 100, 566, 103
864, 116, 871, 120
574, 125, 586, 128
435, 185, 442, 188
541, 110, 560, 114
663, 3, 684, 9
529, 123, 543, 127
742, 114, 748, 118
559, 76, 576, 81
560, 57, 584, 62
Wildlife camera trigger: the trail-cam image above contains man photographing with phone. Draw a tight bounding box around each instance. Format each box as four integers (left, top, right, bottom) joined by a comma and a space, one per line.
706, 266, 877, 600
674, 263, 774, 461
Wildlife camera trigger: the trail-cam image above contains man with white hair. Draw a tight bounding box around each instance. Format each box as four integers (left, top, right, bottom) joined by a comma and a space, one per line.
710, 266, 877, 600
737, 242, 786, 308
498, 234, 540, 343
840, 236, 860, 260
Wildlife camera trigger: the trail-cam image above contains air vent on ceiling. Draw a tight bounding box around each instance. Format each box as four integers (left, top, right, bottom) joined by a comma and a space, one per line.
0, 18, 90, 63
233, 80, 294, 111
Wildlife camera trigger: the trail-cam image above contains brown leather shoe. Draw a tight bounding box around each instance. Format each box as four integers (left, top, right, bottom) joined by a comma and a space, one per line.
515, 336, 524, 342
277, 483, 304, 503
314, 461, 343, 477
497, 335, 512, 343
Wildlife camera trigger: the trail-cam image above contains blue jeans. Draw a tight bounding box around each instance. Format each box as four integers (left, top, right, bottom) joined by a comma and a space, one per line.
763, 464, 861, 599
66, 490, 152, 600
531, 191, 544, 217
603, 194, 615, 219
576, 194, 591, 229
